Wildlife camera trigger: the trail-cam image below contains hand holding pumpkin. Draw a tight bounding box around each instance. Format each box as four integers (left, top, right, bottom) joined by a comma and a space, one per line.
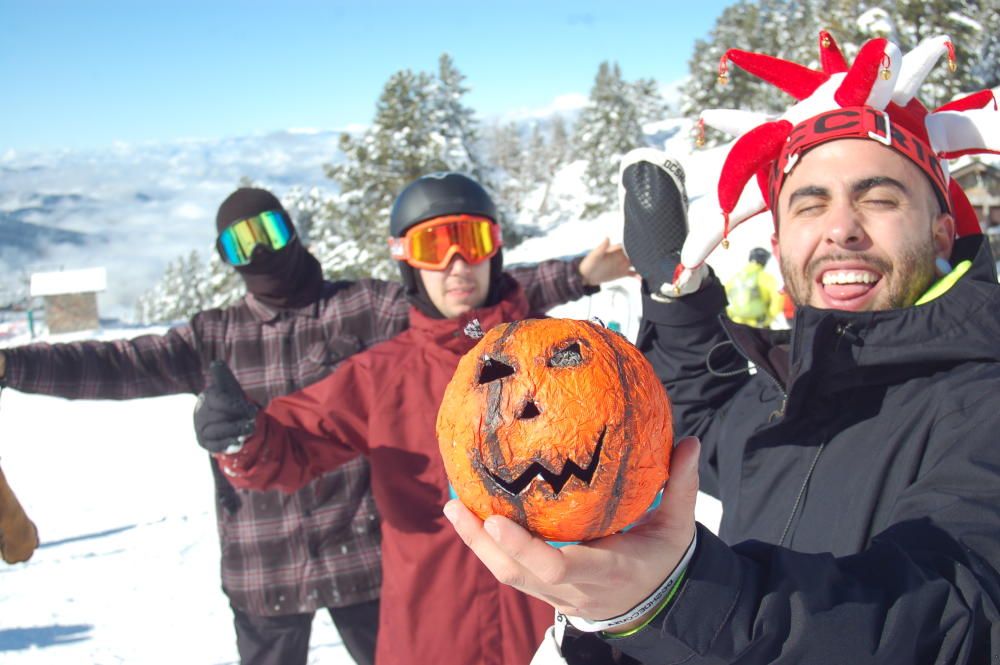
443, 435, 701, 630
578, 238, 637, 287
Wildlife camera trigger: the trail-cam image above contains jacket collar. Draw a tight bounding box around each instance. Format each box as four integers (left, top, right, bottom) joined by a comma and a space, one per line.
724, 235, 1000, 399
407, 282, 532, 357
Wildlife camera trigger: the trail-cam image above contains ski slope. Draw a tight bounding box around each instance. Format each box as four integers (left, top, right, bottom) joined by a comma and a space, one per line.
0, 299, 727, 664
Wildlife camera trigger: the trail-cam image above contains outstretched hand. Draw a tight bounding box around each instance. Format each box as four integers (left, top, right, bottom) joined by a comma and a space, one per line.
0, 464, 39, 564
579, 238, 637, 287
193, 361, 258, 454
444, 436, 700, 631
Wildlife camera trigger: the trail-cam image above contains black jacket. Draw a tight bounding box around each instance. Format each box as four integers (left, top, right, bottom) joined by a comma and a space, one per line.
609, 235, 1000, 664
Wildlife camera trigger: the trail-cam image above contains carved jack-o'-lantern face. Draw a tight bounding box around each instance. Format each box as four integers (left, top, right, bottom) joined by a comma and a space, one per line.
437, 318, 672, 542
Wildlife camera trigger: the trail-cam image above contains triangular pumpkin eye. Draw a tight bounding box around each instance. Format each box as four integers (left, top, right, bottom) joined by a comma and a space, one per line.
478, 356, 515, 384
548, 342, 583, 368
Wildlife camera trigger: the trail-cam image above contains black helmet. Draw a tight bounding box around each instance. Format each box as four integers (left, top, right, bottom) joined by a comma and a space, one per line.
389, 172, 505, 309
749, 247, 771, 266
390, 172, 498, 237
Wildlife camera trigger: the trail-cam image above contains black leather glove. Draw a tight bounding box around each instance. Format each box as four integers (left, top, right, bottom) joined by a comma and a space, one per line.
194, 361, 258, 454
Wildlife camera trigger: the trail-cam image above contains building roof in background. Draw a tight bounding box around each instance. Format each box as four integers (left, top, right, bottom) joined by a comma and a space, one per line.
30, 267, 107, 296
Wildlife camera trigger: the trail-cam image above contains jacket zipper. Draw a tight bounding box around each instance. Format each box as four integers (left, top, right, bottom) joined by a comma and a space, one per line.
721, 322, 842, 547
717, 332, 789, 421
777, 437, 827, 547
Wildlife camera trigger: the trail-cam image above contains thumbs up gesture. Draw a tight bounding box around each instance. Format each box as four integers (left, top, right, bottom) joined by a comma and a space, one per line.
194, 361, 259, 454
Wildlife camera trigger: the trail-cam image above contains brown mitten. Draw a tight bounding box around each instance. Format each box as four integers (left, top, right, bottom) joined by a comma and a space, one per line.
0, 462, 39, 564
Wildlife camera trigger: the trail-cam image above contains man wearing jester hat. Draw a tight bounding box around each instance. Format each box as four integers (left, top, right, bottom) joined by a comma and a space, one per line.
446, 31, 1000, 664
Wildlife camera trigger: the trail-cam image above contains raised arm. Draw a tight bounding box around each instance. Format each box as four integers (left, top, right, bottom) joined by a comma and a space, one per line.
635, 275, 750, 497
507, 238, 635, 315
0, 324, 204, 400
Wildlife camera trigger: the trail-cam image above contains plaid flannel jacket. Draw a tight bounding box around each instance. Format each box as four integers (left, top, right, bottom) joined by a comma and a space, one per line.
2, 258, 591, 616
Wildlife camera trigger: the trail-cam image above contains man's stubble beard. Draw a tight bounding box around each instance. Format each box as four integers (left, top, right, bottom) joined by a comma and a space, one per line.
780, 232, 938, 312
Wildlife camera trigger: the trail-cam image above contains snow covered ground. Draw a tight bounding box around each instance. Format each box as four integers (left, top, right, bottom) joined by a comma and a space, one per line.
0, 326, 351, 664
0, 299, 727, 664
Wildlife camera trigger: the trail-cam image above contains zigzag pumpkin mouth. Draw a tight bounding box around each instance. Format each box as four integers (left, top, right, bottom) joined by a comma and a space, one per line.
484, 428, 606, 496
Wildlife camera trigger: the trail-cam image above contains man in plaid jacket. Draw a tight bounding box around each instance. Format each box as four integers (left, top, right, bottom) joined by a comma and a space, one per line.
0, 187, 629, 665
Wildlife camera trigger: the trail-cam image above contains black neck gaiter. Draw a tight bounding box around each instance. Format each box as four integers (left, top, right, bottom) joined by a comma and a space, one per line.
236, 240, 325, 310
215, 187, 324, 310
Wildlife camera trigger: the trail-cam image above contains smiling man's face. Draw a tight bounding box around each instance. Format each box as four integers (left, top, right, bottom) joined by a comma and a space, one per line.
773, 139, 955, 312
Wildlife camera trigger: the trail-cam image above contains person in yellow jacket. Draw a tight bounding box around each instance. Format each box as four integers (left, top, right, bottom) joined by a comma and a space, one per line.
725, 247, 783, 327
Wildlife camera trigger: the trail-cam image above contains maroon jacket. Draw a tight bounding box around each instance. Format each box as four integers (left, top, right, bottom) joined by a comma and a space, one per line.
218, 283, 551, 665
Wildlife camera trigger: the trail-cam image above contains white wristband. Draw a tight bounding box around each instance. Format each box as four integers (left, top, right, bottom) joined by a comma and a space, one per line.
562, 531, 697, 633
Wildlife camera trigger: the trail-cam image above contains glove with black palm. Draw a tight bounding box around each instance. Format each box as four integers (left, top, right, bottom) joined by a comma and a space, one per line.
619, 148, 708, 300
194, 361, 258, 454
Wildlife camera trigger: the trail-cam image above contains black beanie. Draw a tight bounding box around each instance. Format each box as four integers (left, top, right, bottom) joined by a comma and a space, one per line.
215, 187, 324, 309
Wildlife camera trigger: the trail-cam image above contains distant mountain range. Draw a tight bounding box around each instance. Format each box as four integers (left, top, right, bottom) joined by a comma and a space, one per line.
0, 130, 346, 317
0, 204, 95, 251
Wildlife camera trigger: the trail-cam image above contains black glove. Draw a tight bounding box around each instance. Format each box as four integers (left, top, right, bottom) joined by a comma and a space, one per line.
194, 361, 259, 454
620, 151, 688, 296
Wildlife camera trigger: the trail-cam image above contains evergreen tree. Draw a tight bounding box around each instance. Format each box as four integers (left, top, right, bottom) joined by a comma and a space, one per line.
533, 115, 573, 217
861, 0, 983, 107
683, 0, 991, 137
525, 123, 549, 189
282, 185, 343, 276
574, 61, 646, 218
431, 54, 487, 177
487, 121, 525, 180
485, 121, 530, 222
200, 251, 244, 310
281, 185, 327, 245
136, 250, 209, 323
681, 0, 825, 146
969, 0, 999, 89
323, 68, 439, 280
547, 115, 571, 171
431, 54, 531, 246
324, 54, 500, 280
681, 0, 773, 128
630, 77, 671, 127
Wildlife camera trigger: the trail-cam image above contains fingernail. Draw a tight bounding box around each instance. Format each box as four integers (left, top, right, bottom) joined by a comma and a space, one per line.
442, 502, 457, 524
484, 519, 501, 542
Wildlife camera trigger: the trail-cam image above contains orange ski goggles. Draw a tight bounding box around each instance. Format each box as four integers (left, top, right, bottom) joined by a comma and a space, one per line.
387, 215, 502, 270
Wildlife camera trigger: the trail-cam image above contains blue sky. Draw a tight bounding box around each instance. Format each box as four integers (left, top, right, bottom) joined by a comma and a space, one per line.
2, 0, 732, 152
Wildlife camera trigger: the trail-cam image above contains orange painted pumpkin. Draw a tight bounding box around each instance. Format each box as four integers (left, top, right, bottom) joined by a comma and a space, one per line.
437, 318, 672, 542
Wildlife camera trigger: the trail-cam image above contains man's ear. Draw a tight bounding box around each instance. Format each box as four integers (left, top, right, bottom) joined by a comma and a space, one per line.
770, 232, 781, 264
932, 212, 956, 262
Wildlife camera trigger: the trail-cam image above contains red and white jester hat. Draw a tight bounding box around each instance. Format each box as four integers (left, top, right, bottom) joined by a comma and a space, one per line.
673, 31, 1000, 292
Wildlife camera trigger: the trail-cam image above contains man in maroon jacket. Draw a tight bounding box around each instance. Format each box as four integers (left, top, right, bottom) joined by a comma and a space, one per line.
0, 186, 628, 665
194, 173, 616, 665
